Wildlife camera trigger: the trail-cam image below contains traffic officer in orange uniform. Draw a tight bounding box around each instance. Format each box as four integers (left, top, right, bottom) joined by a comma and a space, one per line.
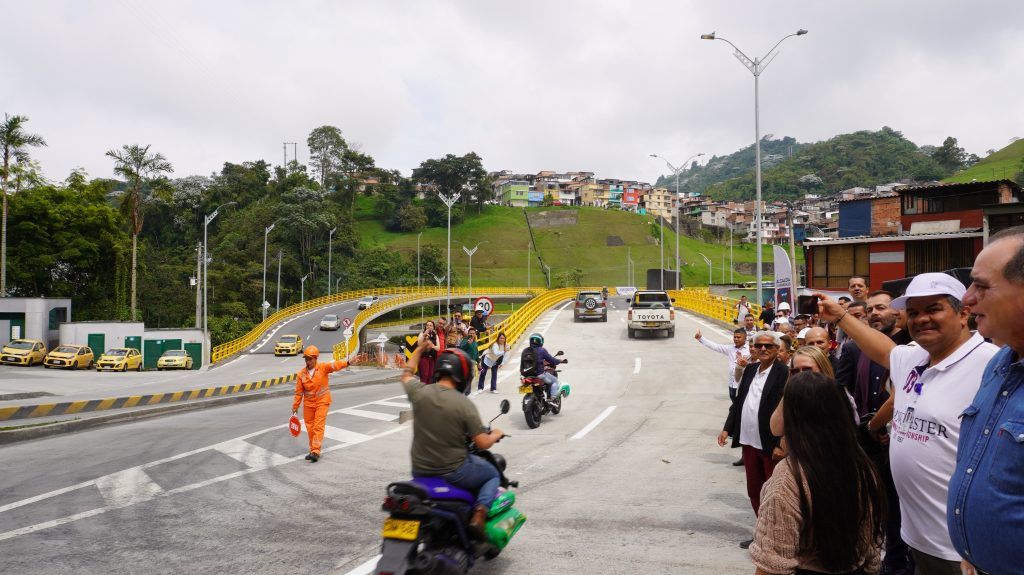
291, 345, 348, 462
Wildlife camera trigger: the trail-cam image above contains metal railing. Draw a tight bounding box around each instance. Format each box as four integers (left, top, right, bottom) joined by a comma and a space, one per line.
670, 288, 763, 326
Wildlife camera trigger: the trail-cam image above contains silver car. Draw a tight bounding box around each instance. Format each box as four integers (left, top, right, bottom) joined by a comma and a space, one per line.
319, 314, 341, 331
573, 291, 607, 322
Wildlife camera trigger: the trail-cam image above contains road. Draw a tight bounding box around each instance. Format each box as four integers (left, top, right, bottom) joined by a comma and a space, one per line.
0, 298, 372, 407
0, 300, 756, 574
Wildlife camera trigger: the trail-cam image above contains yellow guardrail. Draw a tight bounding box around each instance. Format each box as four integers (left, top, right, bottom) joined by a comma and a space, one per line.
331, 287, 542, 360
475, 286, 604, 350
670, 288, 763, 327
211, 287, 426, 364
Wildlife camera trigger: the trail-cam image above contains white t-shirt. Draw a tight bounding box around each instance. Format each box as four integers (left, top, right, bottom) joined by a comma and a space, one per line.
736, 302, 752, 322
740, 365, 772, 450
887, 332, 999, 560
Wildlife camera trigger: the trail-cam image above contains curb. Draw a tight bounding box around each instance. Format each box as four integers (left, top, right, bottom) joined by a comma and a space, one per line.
0, 373, 403, 445
0, 374, 300, 423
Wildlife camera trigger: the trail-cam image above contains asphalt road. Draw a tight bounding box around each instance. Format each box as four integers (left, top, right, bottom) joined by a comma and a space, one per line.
0, 298, 374, 407
0, 300, 756, 574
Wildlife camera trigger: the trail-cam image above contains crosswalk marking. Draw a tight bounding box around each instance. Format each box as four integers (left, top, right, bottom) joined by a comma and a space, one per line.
96, 467, 164, 507
214, 438, 292, 468
373, 400, 410, 408
322, 426, 373, 444
338, 408, 397, 421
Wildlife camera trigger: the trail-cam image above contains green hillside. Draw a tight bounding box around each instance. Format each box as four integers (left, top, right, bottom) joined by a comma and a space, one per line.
944, 138, 1024, 183
357, 204, 801, 288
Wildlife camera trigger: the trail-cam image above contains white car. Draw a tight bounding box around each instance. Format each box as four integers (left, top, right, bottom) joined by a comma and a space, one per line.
319, 314, 341, 331
357, 295, 379, 310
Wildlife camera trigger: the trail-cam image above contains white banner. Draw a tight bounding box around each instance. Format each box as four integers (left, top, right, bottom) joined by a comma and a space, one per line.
772, 245, 795, 311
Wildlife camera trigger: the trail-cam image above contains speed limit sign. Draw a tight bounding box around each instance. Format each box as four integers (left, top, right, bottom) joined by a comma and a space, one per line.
473, 297, 494, 316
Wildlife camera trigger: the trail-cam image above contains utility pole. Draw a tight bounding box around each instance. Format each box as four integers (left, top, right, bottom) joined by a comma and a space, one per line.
527, 241, 531, 289
328, 227, 337, 296
275, 249, 282, 312
283, 142, 297, 170
195, 241, 202, 328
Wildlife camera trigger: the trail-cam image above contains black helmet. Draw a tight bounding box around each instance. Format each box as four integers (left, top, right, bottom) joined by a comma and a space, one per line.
529, 333, 544, 347
434, 348, 473, 391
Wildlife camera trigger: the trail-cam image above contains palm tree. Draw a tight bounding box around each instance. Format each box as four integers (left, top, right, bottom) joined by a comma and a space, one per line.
106, 144, 173, 321
0, 114, 47, 297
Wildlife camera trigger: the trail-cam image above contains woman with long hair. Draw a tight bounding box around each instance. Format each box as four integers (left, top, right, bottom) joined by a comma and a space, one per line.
751, 371, 886, 575
416, 320, 439, 384
477, 332, 508, 393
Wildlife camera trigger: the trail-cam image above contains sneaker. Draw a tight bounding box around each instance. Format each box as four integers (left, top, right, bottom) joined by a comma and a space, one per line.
310, 453, 319, 463
732, 458, 744, 467
489, 389, 498, 394
739, 538, 753, 549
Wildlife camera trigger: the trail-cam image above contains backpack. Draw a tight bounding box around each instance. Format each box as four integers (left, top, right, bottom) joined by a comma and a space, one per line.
520, 346, 540, 377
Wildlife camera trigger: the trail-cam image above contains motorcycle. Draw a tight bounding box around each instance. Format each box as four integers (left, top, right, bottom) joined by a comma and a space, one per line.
373, 400, 526, 575
520, 351, 571, 429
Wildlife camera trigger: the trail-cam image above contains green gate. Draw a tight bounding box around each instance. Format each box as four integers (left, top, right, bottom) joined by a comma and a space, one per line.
125, 336, 142, 352
184, 342, 202, 370
144, 338, 183, 369
88, 333, 105, 355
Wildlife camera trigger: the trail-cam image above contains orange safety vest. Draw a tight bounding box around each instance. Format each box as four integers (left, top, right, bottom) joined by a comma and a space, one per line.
292, 360, 348, 411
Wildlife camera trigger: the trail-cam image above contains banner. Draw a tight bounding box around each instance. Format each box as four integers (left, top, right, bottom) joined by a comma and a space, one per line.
772, 245, 795, 311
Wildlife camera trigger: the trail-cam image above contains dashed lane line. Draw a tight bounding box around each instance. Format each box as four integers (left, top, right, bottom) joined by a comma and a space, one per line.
571, 406, 617, 440
633, 357, 641, 374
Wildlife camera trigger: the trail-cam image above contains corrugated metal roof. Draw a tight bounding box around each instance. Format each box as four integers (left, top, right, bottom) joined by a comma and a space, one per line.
836, 193, 898, 204
804, 228, 983, 246
896, 179, 1020, 195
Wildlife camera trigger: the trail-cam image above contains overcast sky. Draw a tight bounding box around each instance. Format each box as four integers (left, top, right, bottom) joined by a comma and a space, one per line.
6, 0, 1024, 186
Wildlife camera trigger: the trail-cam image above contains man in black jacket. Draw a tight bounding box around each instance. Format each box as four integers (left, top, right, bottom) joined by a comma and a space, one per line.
718, 331, 788, 549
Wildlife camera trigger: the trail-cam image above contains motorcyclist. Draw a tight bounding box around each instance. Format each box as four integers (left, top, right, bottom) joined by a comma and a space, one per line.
526, 333, 566, 404
401, 339, 505, 539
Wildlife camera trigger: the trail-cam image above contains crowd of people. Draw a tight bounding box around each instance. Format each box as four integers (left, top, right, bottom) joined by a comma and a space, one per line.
698, 225, 1024, 575
413, 309, 509, 394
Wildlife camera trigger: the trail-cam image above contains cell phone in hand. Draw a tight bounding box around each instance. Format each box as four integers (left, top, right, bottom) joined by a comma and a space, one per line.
797, 295, 819, 316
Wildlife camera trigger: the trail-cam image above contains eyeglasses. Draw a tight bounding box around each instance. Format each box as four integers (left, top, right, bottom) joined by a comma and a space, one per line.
753, 343, 777, 349
790, 366, 814, 375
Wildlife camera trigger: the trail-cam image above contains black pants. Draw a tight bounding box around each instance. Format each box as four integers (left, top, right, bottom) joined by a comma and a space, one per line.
729, 387, 737, 402
876, 449, 913, 575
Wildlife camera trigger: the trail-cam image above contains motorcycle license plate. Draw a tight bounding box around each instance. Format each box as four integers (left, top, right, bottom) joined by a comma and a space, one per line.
381, 518, 419, 541
518, 384, 532, 394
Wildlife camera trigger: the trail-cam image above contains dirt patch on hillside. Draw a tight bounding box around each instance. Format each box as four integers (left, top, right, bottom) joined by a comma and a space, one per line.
529, 210, 578, 228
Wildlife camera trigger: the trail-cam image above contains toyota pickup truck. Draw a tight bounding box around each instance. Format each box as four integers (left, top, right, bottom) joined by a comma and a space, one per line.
627, 290, 675, 338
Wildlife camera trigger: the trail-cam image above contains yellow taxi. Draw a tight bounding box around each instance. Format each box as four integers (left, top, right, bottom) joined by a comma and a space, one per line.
156, 349, 193, 370
274, 334, 303, 356
1, 339, 47, 366
96, 348, 143, 372
44, 345, 95, 370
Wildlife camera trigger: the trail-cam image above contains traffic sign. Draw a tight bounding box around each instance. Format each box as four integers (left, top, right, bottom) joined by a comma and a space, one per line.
342, 317, 352, 327
474, 297, 494, 316
343, 327, 353, 338
374, 333, 388, 344
262, 301, 271, 309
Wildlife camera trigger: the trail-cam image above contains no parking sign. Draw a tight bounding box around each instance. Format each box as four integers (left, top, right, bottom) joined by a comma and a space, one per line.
473, 297, 494, 316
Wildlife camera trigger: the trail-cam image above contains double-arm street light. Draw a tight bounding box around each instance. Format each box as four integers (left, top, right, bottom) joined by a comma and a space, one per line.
702, 28, 807, 300
432, 273, 445, 316
437, 191, 461, 313
203, 201, 236, 366
650, 152, 705, 289
461, 241, 488, 305
262, 218, 281, 321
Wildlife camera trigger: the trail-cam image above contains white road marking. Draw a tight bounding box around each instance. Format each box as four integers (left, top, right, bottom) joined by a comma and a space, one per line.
633, 357, 641, 374
373, 400, 410, 408
571, 406, 617, 440
338, 408, 397, 421
342, 554, 383, 575
95, 467, 164, 507
322, 426, 374, 444
214, 438, 292, 468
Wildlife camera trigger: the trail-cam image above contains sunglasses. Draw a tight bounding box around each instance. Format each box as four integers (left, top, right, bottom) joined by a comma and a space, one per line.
753, 343, 777, 349
790, 366, 814, 375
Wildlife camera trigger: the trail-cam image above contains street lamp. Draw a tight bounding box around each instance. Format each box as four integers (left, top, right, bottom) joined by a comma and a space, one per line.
651, 152, 705, 290
300, 272, 311, 306
335, 275, 343, 293
203, 201, 236, 367
416, 231, 423, 291
460, 241, 488, 306
262, 219, 281, 321
327, 227, 337, 297
432, 273, 445, 316
698, 252, 713, 286
437, 190, 460, 314
702, 28, 807, 300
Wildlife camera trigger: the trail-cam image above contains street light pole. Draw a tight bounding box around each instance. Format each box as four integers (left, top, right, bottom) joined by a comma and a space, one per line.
328, 227, 337, 297
651, 153, 705, 290
416, 231, 422, 291
262, 220, 279, 321
300, 272, 311, 306
698, 252, 713, 286
461, 241, 487, 306
702, 28, 807, 302
335, 276, 343, 293
432, 273, 445, 317
203, 201, 235, 367
527, 241, 531, 290
275, 249, 282, 312
438, 191, 460, 314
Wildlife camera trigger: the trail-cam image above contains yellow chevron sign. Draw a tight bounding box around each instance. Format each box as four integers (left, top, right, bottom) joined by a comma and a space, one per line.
403, 335, 418, 359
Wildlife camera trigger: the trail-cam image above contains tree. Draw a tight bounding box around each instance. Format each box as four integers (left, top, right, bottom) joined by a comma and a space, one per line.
931, 136, 968, 175
0, 113, 47, 296
106, 144, 174, 321
412, 152, 489, 213
307, 126, 349, 189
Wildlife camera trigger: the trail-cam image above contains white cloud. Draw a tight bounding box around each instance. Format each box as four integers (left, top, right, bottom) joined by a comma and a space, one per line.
5, 0, 1022, 186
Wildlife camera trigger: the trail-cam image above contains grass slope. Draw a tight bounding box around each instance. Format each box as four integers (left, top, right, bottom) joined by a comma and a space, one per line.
944, 139, 1024, 183
357, 204, 800, 288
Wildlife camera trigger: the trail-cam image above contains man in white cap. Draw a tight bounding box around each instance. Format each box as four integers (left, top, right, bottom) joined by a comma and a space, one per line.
770, 301, 791, 331
815, 273, 999, 575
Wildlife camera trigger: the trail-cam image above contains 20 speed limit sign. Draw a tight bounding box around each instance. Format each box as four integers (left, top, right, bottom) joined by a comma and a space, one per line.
473, 297, 494, 316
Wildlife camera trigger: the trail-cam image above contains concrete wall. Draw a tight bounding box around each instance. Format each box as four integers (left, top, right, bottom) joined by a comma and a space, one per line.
59, 322, 145, 351
0, 298, 72, 349
144, 328, 203, 344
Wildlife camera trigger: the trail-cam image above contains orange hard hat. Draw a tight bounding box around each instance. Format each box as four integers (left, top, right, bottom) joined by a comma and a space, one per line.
303, 345, 320, 358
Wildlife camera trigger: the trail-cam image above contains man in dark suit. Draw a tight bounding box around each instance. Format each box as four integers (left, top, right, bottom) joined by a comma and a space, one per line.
718, 331, 788, 549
